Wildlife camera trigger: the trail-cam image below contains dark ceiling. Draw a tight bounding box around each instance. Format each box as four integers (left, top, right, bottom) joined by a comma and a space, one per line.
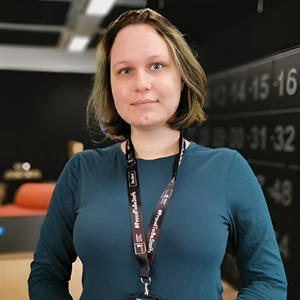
1, 0, 297, 74
0, 0, 267, 48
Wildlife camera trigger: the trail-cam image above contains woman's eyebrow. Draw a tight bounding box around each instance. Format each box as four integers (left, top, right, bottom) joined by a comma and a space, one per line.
112, 60, 130, 69
112, 55, 169, 69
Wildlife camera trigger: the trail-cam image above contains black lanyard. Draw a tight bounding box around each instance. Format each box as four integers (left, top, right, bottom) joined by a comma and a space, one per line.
125, 134, 186, 280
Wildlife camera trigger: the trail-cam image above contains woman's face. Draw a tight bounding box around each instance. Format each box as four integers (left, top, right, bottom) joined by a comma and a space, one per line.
110, 24, 183, 132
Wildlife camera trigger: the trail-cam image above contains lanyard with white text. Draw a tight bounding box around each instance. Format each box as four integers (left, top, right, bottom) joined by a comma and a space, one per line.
125, 134, 185, 281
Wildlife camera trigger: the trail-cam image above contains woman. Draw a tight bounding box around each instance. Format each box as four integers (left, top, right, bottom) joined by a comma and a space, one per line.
28, 8, 287, 300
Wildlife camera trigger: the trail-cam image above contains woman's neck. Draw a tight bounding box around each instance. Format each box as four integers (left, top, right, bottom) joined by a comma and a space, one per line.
121, 127, 190, 159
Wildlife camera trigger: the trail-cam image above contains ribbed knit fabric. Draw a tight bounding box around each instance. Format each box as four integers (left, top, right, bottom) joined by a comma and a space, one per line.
28, 142, 287, 299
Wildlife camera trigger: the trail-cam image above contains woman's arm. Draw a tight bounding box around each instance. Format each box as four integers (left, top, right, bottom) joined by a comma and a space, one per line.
226, 151, 287, 300
28, 155, 80, 299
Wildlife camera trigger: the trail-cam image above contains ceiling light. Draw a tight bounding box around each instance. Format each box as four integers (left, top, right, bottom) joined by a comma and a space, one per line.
68, 36, 91, 52
257, 0, 264, 13
86, 0, 115, 16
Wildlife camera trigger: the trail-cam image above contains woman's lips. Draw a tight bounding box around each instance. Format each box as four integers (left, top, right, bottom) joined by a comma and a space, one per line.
132, 99, 158, 105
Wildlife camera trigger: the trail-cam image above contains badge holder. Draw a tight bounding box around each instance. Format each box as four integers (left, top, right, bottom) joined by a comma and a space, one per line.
126, 277, 163, 300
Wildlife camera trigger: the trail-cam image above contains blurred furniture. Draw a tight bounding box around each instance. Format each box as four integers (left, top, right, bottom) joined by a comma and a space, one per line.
0, 252, 82, 300
0, 182, 7, 205
68, 140, 84, 159
0, 183, 55, 217
0, 216, 45, 253
2, 164, 42, 205
221, 280, 238, 300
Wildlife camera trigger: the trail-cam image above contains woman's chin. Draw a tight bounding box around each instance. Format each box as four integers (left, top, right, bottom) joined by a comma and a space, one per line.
130, 121, 168, 132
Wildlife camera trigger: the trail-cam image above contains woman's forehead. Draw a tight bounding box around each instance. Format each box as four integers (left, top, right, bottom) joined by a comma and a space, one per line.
110, 24, 171, 64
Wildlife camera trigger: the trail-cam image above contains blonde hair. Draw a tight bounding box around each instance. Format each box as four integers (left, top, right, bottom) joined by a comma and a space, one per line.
87, 8, 206, 141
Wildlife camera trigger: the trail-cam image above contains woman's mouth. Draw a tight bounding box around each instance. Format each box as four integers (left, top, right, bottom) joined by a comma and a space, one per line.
132, 99, 158, 105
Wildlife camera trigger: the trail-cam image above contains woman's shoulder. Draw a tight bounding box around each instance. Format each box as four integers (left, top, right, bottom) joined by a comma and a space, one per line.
188, 141, 239, 160
186, 142, 250, 174
65, 142, 122, 169
81, 142, 120, 156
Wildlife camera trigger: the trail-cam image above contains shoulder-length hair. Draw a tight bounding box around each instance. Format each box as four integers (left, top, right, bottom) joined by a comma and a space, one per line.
86, 8, 206, 141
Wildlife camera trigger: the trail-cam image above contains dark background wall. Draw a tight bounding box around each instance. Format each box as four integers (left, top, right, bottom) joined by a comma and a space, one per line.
168, 0, 300, 75
175, 2, 300, 298
0, 70, 94, 180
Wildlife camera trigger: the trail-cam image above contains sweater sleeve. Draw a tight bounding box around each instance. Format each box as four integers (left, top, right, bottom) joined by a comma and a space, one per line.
28, 154, 80, 299
226, 151, 287, 300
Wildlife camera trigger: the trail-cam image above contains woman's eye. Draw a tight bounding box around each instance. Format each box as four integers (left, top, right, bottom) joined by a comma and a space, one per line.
120, 68, 131, 75
151, 63, 163, 70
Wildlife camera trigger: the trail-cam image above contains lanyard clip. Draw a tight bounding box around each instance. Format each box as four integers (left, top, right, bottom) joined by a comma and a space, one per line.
141, 276, 151, 296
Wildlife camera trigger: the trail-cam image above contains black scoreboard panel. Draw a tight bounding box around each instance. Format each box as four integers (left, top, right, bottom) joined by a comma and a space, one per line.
184, 47, 300, 299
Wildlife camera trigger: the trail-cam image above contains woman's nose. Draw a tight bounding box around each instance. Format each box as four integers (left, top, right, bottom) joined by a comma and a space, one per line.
134, 70, 152, 93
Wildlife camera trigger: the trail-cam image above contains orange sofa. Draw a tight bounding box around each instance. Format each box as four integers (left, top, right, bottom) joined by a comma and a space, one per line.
0, 183, 55, 217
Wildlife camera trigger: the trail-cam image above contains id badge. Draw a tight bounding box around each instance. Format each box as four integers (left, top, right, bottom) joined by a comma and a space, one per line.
126, 293, 163, 300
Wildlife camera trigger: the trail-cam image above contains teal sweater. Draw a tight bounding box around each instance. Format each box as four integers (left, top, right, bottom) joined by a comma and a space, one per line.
28, 142, 287, 299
